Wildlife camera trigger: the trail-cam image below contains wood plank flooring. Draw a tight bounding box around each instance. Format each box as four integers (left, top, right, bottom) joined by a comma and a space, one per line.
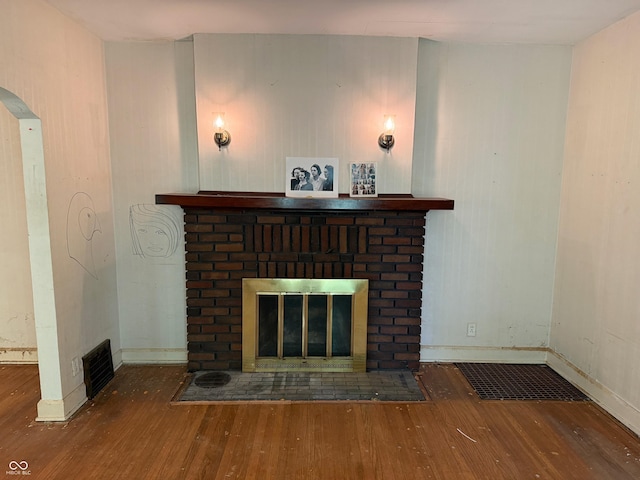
1, 363, 639, 479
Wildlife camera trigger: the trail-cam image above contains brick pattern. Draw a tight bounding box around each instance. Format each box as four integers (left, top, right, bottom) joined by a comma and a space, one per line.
184, 208, 426, 371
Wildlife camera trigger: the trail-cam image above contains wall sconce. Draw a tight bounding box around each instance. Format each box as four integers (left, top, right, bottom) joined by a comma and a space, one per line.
213, 113, 231, 150
378, 115, 395, 152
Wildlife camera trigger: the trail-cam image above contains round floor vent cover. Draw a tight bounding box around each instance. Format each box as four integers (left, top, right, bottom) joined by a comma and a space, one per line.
194, 372, 231, 388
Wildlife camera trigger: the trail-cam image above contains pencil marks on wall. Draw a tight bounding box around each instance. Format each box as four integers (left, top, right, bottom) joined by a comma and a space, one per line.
67, 192, 102, 278
129, 204, 181, 259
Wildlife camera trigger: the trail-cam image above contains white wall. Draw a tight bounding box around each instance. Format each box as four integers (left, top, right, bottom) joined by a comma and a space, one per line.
194, 34, 418, 194
105, 40, 199, 363
549, 11, 640, 435
0, 96, 36, 363
0, 0, 119, 420
412, 40, 573, 363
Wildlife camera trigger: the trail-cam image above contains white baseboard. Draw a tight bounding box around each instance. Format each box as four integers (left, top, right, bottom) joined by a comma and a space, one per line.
0, 348, 38, 364
36, 382, 87, 422
119, 348, 187, 364
420, 345, 640, 437
420, 345, 548, 364
112, 348, 123, 370
546, 350, 640, 437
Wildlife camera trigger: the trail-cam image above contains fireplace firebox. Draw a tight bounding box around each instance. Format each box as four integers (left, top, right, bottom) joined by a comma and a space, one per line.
242, 278, 369, 372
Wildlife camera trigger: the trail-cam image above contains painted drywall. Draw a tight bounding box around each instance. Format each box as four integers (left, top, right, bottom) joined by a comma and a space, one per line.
0, 0, 119, 420
550, 10, 640, 434
0, 102, 36, 362
194, 34, 418, 194
412, 40, 572, 362
105, 40, 199, 363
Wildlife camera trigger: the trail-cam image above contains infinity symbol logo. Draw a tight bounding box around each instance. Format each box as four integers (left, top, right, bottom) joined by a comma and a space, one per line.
8, 461, 29, 471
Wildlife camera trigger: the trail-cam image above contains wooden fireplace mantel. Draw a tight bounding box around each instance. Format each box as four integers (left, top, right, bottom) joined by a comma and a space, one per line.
155, 191, 454, 212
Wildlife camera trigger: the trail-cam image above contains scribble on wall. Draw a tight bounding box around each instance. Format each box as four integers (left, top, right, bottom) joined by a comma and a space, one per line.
67, 192, 101, 278
129, 204, 180, 258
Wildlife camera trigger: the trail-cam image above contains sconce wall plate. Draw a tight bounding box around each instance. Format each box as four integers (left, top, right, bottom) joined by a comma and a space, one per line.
214, 130, 231, 150
378, 133, 395, 151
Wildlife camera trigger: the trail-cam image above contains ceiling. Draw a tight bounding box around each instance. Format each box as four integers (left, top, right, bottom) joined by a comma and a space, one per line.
44, 0, 640, 45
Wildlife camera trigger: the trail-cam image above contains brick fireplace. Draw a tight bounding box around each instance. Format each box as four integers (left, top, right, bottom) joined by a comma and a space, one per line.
156, 192, 454, 372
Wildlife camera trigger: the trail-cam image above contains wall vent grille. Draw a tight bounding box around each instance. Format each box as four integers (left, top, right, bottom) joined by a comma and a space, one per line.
82, 339, 114, 399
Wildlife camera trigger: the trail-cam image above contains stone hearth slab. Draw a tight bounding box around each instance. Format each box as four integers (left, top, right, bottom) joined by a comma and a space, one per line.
174, 370, 426, 402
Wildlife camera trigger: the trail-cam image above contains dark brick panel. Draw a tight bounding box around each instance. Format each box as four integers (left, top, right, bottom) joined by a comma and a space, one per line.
183, 208, 426, 371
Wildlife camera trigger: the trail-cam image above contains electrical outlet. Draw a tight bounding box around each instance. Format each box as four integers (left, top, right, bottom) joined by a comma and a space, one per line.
467, 322, 477, 337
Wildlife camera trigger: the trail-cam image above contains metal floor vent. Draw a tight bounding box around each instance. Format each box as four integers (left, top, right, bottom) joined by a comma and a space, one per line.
455, 363, 589, 401
83, 339, 115, 399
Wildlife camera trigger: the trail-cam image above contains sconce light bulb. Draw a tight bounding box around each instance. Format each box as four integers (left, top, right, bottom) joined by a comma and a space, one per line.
214, 114, 225, 130
378, 114, 396, 152
384, 116, 395, 134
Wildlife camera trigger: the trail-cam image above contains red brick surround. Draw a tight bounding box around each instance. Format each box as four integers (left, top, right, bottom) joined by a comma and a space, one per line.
184, 208, 426, 372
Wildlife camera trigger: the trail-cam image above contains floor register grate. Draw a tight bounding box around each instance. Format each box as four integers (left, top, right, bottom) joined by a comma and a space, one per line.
83, 339, 115, 399
455, 363, 589, 401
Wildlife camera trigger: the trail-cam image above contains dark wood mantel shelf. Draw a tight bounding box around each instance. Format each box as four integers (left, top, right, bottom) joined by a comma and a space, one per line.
155, 191, 454, 212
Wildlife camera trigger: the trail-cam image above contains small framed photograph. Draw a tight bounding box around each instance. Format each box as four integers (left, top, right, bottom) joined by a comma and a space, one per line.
350, 163, 377, 197
286, 157, 339, 198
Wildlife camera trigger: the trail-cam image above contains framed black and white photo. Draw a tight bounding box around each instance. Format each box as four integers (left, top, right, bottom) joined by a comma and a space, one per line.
286, 157, 339, 198
349, 162, 377, 197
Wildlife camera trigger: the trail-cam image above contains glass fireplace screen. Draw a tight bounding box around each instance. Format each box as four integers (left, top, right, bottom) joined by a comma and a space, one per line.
242, 279, 368, 372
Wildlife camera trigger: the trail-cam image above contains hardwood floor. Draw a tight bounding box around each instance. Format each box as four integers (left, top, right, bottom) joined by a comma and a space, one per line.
1, 363, 639, 479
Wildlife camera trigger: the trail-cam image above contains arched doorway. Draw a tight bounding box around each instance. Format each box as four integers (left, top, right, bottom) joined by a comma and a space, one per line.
0, 87, 64, 420
0, 93, 35, 361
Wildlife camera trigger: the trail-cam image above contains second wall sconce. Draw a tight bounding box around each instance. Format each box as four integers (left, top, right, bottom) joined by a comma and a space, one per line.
378, 114, 395, 152
214, 113, 231, 150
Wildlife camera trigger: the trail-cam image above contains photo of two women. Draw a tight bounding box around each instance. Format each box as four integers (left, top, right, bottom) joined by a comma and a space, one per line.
286, 157, 339, 198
